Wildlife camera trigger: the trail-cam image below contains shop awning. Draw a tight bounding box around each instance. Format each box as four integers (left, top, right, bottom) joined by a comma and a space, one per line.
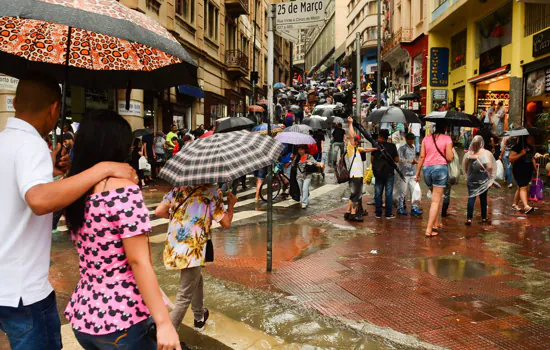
177, 84, 205, 99
468, 65, 510, 84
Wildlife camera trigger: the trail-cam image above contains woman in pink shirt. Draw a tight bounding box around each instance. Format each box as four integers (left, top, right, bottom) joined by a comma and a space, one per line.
415, 123, 454, 237
64, 110, 181, 350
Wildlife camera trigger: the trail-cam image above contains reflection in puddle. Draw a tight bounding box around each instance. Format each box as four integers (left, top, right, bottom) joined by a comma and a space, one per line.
415, 256, 510, 281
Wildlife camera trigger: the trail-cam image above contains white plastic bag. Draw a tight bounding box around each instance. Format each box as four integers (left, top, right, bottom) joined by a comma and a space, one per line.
447, 148, 461, 185
138, 156, 151, 171
412, 182, 422, 204
496, 160, 505, 181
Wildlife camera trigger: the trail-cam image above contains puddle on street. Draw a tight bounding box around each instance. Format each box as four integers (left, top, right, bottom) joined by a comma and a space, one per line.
415, 255, 510, 282
153, 247, 391, 349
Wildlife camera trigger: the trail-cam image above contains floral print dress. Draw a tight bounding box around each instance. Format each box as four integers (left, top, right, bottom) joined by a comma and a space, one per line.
162, 185, 225, 270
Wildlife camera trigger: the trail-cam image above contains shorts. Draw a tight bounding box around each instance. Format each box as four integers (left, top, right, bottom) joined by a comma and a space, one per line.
254, 167, 268, 179
156, 154, 165, 163
423, 165, 448, 188
349, 177, 363, 203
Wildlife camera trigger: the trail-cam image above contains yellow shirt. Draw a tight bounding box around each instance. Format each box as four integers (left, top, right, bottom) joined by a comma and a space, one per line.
166, 131, 178, 150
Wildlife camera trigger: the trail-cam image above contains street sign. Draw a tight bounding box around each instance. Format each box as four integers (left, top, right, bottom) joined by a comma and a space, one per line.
276, 29, 299, 43
275, 0, 327, 31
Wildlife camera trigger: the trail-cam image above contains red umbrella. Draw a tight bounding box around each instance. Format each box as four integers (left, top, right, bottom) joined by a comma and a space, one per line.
199, 130, 214, 139
247, 105, 265, 113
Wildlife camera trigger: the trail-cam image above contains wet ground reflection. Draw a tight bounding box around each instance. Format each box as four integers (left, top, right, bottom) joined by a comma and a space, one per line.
415, 255, 510, 281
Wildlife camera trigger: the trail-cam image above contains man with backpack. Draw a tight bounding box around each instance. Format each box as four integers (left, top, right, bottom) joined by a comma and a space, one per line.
344, 117, 376, 222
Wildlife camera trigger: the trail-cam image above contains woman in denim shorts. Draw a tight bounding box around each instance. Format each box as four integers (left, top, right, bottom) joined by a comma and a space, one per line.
415, 123, 454, 237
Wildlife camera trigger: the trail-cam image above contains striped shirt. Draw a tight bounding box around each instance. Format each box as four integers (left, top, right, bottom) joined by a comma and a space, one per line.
347, 142, 365, 178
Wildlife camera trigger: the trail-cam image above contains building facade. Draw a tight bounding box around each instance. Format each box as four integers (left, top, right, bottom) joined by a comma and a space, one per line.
343, 0, 381, 82
382, 0, 429, 114
303, 0, 347, 79
426, 0, 550, 127
0, 0, 292, 131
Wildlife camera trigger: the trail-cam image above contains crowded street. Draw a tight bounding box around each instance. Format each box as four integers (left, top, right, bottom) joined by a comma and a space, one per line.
2, 1, 550, 350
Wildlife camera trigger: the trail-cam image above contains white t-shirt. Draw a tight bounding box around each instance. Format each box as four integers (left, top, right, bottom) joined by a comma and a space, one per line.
0, 118, 54, 307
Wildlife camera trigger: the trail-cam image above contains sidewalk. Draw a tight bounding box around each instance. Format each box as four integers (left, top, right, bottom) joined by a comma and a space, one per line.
205, 184, 550, 349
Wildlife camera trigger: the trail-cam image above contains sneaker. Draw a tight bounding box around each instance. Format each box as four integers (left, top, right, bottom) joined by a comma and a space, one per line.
508, 183, 513, 188
411, 208, 423, 216
194, 308, 209, 332
397, 208, 407, 215
375, 214, 381, 219
385, 214, 396, 219
349, 214, 364, 222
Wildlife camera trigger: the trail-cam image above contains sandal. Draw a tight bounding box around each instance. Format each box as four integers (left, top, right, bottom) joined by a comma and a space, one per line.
465, 219, 472, 226
512, 204, 521, 212
524, 206, 535, 214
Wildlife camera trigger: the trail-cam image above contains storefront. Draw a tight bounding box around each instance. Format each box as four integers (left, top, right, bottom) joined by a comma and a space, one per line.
403, 35, 428, 115
204, 91, 227, 128
522, 27, 550, 128
468, 65, 511, 119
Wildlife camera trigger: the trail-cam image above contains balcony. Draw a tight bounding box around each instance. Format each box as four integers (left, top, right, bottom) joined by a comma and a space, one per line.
225, 49, 249, 80
225, 0, 249, 18
382, 28, 413, 56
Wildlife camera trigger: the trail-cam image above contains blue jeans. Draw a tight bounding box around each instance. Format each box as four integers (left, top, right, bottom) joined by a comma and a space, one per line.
467, 189, 488, 220
463, 130, 472, 149
415, 137, 420, 154
375, 174, 394, 217
74, 317, 156, 350
297, 177, 311, 206
0, 292, 62, 350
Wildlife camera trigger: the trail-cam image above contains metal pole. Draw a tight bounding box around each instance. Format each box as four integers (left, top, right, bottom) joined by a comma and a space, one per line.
376, 0, 382, 108
355, 32, 361, 122
251, 0, 258, 106
266, 3, 275, 272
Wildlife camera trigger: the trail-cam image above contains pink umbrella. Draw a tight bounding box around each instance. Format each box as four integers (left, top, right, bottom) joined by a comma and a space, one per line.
199, 130, 214, 139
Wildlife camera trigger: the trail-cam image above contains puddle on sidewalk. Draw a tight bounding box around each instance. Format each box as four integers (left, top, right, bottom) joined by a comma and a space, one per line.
415, 255, 510, 282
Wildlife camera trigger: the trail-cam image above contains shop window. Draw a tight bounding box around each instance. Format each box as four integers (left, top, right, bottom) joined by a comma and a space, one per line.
433, 0, 446, 10
525, 4, 550, 37
476, 1, 512, 58
204, 1, 219, 43
524, 67, 550, 128
176, 0, 195, 24
451, 30, 466, 70
367, 1, 377, 15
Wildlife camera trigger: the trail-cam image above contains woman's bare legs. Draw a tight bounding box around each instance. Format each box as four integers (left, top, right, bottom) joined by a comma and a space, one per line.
255, 178, 263, 201
426, 187, 445, 236
519, 186, 531, 211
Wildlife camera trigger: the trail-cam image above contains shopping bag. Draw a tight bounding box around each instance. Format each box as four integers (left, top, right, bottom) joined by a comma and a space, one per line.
447, 148, 460, 185
496, 160, 505, 181
412, 182, 422, 204
138, 156, 151, 171
364, 165, 374, 185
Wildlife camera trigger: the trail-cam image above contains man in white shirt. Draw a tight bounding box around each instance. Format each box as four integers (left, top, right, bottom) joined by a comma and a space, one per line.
0, 72, 136, 350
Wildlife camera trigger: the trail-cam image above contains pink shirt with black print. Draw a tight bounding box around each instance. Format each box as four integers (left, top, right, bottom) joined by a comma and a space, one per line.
64, 185, 151, 335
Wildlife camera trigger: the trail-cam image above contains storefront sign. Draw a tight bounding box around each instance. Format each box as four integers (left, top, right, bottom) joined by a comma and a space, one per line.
479, 46, 501, 75
432, 89, 447, 101
0, 76, 19, 92
275, 0, 327, 30
430, 47, 449, 87
117, 101, 142, 116
533, 28, 550, 58
5, 95, 15, 112
412, 55, 423, 87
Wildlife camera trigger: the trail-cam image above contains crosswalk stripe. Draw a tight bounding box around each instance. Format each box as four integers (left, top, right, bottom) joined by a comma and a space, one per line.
148, 210, 265, 244
273, 184, 340, 208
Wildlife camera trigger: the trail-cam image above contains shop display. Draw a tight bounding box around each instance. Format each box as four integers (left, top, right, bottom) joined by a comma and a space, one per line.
477, 90, 510, 111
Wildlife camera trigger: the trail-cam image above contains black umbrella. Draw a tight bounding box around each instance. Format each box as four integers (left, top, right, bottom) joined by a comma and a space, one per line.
133, 128, 151, 138
312, 107, 334, 118
424, 111, 482, 128
505, 127, 539, 137
215, 117, 255, 133
367, 107, 421, 124
399, 93, 421, 101
303, 117, 328, 129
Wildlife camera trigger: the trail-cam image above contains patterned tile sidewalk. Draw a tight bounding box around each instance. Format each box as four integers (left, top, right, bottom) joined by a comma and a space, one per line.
206, 186, 550, 349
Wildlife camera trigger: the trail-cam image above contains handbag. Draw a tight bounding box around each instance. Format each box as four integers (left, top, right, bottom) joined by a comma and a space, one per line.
336, 148, 357, 184
432, 134, 458, 185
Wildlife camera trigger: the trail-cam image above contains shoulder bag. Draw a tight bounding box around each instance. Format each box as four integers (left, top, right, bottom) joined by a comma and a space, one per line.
432, 134, 459, 185
336, 147, 357, 184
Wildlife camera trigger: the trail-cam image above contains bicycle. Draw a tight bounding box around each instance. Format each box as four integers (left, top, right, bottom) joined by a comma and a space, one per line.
260, 162, 290, 202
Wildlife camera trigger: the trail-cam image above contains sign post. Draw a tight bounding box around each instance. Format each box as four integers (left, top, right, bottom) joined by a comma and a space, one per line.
266, 3, 275, 272
275, 0, 327, 31
356, 32, 361, 122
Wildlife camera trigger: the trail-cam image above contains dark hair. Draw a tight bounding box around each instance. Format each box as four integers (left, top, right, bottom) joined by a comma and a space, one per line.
297, 144, 308, 151
65, 110, 133, 232
378, 129, 390, 140
171, 136, 178, 141
434, 122, 446, 134
133, 138, 142, 148
15, 71, 61, 114
405, 132, 416, 140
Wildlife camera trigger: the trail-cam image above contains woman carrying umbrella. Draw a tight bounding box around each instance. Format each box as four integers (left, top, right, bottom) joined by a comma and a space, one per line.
463, 136, 496, 225
510, 135, 536, 214
294, 145, 321, 209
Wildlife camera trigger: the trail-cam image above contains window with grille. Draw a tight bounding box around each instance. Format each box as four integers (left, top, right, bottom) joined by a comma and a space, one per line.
204, 1, 219, 42
525, 3, 550, 37
451, 30, 466, 70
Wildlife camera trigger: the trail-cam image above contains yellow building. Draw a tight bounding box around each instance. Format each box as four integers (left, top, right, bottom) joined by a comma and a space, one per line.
427, 0, 550, 127
0, 0, 292, 131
